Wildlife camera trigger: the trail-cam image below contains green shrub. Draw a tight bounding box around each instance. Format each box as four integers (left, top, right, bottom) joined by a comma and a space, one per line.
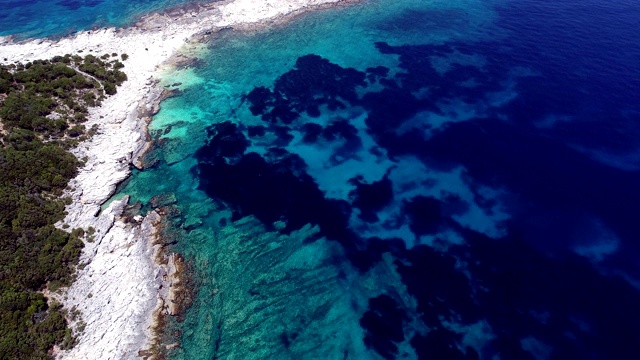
0, 55, 127, 359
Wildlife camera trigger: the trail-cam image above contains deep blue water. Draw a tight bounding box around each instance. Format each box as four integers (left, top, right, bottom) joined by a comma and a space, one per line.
4, 0, 640, 358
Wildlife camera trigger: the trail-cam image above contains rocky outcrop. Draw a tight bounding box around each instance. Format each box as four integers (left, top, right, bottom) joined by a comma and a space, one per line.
54, 199, 161, 359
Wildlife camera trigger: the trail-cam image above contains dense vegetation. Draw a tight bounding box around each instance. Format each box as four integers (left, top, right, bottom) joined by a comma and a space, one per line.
0, 53, 126, 359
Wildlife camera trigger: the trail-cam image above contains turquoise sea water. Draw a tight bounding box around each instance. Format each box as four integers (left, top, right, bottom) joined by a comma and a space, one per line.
118, 1, 504, 358
4, 0, 640, 358
114, 0, 640, 358
0, 0, 208, 39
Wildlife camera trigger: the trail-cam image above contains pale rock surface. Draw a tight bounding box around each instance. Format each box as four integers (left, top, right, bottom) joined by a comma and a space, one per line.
59, 199, 166, 360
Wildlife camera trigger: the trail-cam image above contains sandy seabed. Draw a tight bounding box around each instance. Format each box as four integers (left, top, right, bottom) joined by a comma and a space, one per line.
0, 1, 359, 359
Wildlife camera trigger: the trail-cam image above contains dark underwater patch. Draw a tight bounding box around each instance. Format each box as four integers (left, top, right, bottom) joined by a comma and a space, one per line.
390, 223, 640, 359
365, 65, 389, 84
301, 122, 323, 143
360, 295, 408, 359
195, 122, 377, 268
193, 12, 640, 355
245, 54, 366, 124
271, 126, 294, 147
195, 121, 248, 161
411, 329, 477, 360
246, 125, 266, 138
349, 175, 393, 223
403, 196, 445, 236
420, 117, 640, 267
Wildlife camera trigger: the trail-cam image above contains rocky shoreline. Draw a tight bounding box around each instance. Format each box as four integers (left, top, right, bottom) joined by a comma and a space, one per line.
0, 0, 361, 359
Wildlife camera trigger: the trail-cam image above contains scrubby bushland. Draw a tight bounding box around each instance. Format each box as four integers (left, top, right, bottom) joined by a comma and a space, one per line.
0, 54, 127, 359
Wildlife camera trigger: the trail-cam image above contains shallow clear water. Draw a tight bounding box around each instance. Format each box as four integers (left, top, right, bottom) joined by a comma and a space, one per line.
5, 0, 640, 358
